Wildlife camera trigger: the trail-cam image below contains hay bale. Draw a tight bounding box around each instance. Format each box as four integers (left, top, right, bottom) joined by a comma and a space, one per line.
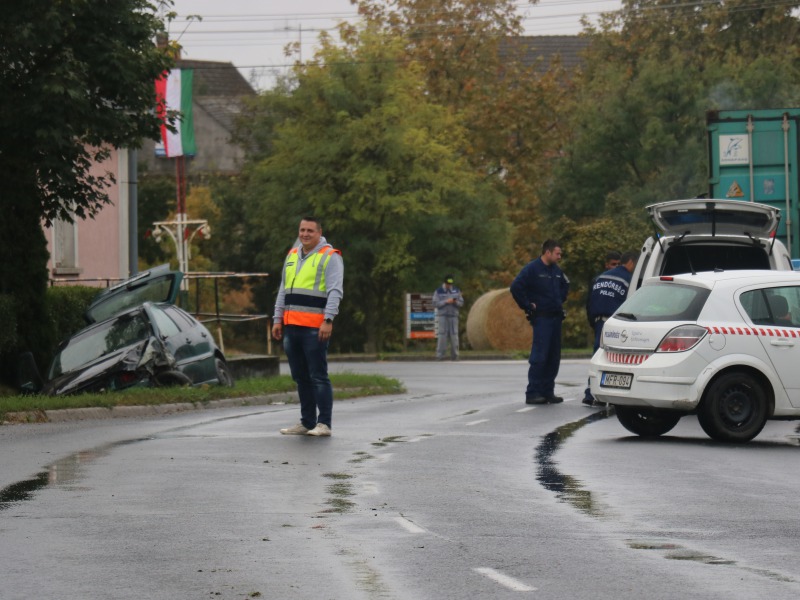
466, 289, 532, 351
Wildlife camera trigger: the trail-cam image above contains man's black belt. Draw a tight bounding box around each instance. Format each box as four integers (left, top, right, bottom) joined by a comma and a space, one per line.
536, 310, 562, 318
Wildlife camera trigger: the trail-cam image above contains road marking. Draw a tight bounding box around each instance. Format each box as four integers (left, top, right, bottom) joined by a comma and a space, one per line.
473, 567, 536, 592
394, 516, 426, 534
516, 406, 536, 413
466, 419, 489, 426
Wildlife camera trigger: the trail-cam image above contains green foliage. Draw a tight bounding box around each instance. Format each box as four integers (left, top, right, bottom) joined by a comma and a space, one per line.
229, 28, 510, 351
0, 285, 98, 385
0, 0, 173, 224
46, 286, 99, 347
0, 195, 52, 384
137, 174, 178, 266
0, 294, 17, 350
0, 1, 173, 386
545, 0, 800, 222
353, 0, 576, 276
555, 203, 650, 347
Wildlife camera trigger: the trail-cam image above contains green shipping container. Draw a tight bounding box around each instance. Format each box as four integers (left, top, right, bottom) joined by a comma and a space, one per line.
707, 109, 800, 257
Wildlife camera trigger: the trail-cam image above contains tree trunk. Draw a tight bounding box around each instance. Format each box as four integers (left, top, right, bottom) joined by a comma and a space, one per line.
0, 166, 53, 386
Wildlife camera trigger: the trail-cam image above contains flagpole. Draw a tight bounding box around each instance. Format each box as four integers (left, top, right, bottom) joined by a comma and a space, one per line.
176, 155, 188, 289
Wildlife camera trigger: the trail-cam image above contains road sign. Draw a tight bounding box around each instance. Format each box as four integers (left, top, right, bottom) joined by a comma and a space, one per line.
406, 293, 436, 339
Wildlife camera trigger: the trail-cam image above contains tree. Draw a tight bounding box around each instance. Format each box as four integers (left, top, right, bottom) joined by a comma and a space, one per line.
350, 0, 576, 278
0, 1, 173, 384
543, 0, 800, 221
228, 28, 510, 351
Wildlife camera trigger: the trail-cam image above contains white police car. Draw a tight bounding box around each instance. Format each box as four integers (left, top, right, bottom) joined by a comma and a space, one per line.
589, 270, 800, 443
631, 199, 793, 290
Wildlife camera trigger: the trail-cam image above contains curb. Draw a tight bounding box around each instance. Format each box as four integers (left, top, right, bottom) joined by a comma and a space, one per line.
3, 392, 299, 425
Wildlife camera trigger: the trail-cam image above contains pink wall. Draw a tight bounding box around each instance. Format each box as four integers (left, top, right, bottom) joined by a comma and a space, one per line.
44, 148, 130, 287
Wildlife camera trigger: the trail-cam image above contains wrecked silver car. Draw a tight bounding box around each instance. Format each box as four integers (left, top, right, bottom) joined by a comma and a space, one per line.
21, 266, 234, 396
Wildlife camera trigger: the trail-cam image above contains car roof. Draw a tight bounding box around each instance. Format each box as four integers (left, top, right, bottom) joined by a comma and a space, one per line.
646, 199, 780, 238
642, 269, 800, 290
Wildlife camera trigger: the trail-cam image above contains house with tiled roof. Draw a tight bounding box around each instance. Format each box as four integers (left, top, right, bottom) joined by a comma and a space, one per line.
501, 35, 590, 74
513, 35, 591, 73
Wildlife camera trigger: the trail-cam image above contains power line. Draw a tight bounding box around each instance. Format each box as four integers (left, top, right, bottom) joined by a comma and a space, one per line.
169, 0, 800, 88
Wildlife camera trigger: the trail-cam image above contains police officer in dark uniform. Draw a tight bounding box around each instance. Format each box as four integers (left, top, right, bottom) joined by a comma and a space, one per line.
510, 239, 570, 405
582, 251, 638, 405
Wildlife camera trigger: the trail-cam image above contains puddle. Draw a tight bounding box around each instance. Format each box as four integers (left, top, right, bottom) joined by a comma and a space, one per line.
0, 438, 151, 511
0, 411, 266, 512
627, 540, 681, 550
535, 408, 614, 516
665, 550, 736, 565
372, 435, 407, 447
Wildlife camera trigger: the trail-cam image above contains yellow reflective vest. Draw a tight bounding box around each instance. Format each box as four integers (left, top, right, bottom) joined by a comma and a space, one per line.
282, 245, 341, 327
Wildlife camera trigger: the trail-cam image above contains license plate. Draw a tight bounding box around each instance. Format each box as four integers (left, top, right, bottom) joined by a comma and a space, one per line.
601, 372, 633, 389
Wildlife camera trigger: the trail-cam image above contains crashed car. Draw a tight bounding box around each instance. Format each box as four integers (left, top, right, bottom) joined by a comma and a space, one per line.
20, 265, 234, 396
589, 269, 800, 443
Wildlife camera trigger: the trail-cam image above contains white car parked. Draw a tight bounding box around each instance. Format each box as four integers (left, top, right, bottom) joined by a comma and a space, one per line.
589, 270, 800, 442
631, 199, 793, 290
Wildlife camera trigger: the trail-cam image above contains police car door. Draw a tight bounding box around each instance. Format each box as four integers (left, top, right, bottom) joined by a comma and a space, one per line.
743, 286, 800, 408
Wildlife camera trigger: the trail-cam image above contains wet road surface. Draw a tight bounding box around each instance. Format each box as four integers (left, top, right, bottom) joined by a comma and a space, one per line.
2, 359, 800, 599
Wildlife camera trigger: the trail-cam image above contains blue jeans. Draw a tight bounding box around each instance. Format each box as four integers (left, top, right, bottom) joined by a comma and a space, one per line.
527, 316, 562, 398
283, 325, 333, 429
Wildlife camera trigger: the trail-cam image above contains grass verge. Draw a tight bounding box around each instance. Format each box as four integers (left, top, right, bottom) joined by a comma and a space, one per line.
0, 373, 404, 422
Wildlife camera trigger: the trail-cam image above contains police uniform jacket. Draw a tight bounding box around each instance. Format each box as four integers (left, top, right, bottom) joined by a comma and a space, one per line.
510, 257, 569, 317
586, 265, 632, 324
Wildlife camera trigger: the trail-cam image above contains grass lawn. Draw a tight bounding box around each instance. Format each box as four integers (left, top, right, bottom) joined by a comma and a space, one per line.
0, 373, 404, 422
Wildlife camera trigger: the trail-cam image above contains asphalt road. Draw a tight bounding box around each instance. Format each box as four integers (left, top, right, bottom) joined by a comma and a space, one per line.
2, 359, 800, 599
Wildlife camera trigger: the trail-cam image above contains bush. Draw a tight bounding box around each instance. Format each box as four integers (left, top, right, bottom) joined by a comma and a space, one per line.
46, 286, 99, 346
0, 294, 17, 349
0, 286, 97, 388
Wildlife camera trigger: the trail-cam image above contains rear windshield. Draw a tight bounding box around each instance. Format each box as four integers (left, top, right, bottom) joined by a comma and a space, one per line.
660, 243, 770, 276
615, 283, 711, 322
659, 207, 772, 231
88, 276, 176, 323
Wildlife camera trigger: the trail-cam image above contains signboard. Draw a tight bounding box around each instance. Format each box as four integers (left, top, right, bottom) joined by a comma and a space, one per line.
406, 293, 436, 339
718, 134, 749, 165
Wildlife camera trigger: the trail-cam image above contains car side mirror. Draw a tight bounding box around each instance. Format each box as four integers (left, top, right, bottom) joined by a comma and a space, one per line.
16, 352, 44, 394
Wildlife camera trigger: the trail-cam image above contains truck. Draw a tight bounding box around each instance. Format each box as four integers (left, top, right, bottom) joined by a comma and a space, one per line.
707, 108, 800, 257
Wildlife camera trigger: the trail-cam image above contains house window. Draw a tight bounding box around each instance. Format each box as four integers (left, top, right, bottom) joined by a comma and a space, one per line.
53, 217, 81, 275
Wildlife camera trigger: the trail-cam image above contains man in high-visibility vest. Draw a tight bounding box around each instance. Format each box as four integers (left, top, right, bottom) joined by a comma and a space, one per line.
272, 217, 344, 437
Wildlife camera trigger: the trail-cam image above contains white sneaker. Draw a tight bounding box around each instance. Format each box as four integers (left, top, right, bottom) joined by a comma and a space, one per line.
306, 423, 331, 437
280, 423, 309, 435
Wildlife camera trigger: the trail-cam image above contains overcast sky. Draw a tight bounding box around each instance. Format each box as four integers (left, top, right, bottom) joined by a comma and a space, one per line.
167, 0, 621, 90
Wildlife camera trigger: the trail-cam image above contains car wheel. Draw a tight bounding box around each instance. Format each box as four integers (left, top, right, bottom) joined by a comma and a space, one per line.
215, 358, 235, 387
697, 372, 768, 443
615, 406, 682, 437
153, 370, 192, 387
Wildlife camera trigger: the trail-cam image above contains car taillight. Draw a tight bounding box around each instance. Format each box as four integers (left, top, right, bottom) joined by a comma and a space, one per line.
117, 371, 140, 386
656, 325, 707, 353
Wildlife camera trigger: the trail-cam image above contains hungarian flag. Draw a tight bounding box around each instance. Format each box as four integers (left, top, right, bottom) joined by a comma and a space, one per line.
155, 69, 196, 158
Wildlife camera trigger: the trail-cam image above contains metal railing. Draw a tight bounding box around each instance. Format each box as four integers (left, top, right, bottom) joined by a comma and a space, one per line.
183, 272, 272, 354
